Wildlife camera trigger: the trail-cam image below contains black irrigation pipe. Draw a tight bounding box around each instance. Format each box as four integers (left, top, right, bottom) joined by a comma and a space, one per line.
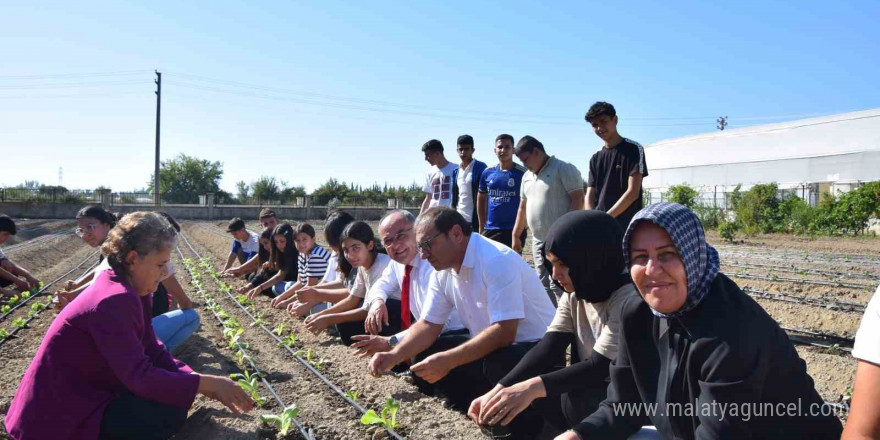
179, 232, 407, 440
743, 287, 867, 314
729, 271, 873, 290
3, 231, 75, 254
0, 250, 101, 322
176, 247, 315, 440
783, 326, 854, 351
724, 261, 879, 282
0, 258, 100, 348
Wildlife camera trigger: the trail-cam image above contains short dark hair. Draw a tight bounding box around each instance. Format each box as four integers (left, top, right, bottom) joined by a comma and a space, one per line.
495, 134, 514, 145
259, 208, 276, 219
0, 215, 16, 235
226, 217, 246, 232
585, 101, 616, 123
76, 205, 117, 227
294, 223, 316, 239
416, 207, 472, 237
514, 135, 545, 155
421, 139, 444, 153
456, 135, 474, 148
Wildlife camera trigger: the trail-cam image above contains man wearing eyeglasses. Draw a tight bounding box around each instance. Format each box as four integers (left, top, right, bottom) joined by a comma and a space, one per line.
350, 210, 464, 359
368, 207, 555, 439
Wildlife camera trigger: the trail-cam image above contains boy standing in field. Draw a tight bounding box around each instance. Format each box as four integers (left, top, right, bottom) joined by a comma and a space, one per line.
420, 139, 459, 215
585, 102, 649, 231
477, 134, 528, 249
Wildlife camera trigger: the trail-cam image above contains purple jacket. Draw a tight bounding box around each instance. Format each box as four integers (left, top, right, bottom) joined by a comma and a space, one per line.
4, 269, 200, 440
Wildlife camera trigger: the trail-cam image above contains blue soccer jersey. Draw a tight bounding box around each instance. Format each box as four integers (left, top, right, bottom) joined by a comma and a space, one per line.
478, 164, 527, 230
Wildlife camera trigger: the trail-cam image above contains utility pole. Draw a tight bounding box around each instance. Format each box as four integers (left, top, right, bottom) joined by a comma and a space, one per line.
716, 115, 728, 131
154, 70, 162, 206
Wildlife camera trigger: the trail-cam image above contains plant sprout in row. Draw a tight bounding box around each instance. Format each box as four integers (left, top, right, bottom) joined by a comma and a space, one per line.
1, 305, 9, 314
12, 317, 27, 329
361, 398, 401, 429
260, 404, 301, 436
21, 291, 31, 300
28, 281, 44, 295
8, 296, 20, 307
345, 389, 359, 402
278, 334, 297, 348
230, 370, 265, 407
0, 328, 8, 340
272, 323, 286, 336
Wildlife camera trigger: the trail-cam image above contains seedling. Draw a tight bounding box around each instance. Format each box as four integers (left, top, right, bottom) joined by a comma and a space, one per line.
225, 327, 246, 349
1, 305, 9, 314
272, 323, 287, 336
278, 333, 297, 347
361, 398, 400, 429
21, 291, 31, 300
236, 350, 251, 368
0, 328, 8, 339
295, 349, 327, 370
27, 310, 36, 319
345, 389, 359, 402
260, 404, 301, 436
29, 282, 44, 295
12, 317, 27, 329
235, 294, 252, 306
8, 296, 20, 307
230, 370, 265, 406
31, 302, 46, 313
217, 310, 230, 320
250, 311, 265, 327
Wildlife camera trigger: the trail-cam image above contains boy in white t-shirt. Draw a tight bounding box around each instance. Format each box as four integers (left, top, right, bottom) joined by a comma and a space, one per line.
420, 139, 459, 215
223, 217, 260, 272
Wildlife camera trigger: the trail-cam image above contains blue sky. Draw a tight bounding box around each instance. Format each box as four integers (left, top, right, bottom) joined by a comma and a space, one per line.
3, 0, 879, 193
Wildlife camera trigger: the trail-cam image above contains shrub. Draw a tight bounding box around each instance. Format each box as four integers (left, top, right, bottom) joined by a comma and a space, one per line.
718, 220, 738, 242
736, 183, 782, 234
666, 184, 699, 209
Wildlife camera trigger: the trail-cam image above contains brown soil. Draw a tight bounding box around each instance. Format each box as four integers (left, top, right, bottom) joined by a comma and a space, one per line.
707, 230, 880, 256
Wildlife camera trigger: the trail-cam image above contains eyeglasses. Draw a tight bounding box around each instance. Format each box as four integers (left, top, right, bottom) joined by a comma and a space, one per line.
416, 231, 444, 253
381, 227, 412, 248
74, 223, 100, 237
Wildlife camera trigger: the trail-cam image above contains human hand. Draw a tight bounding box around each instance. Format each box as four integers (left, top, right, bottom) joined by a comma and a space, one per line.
369, 352, 400, 377
296, 286, 319, 303
410, 352, 454, 384
235, 284, 250, 294
468, 384, 502, 423
351, 335, 392, 358
64, 280, 76, 291
246, 287, 261, 300
512, 236, 523, 254
479, 378, 544, 426
304, 315, 331, 334
199, 375, 254, 415
287, 300, 312, 318
365, 300, 388, 335
553, 431, 583, 440
25, 275, 41, 290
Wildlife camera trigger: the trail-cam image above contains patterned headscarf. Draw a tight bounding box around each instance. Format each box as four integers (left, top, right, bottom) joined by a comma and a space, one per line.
622, 202, 720, 319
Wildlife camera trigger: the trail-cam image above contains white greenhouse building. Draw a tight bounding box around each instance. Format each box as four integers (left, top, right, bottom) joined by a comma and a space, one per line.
643, 109, 880, 208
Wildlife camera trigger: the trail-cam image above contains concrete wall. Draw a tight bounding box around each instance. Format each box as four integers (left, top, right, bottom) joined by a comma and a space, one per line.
0, 202, 419, 221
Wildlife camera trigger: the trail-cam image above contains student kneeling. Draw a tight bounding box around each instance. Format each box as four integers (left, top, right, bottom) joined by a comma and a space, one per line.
369, 208, 555, 440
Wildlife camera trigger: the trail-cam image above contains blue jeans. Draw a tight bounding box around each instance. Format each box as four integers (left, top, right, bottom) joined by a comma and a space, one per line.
152, 308, 200, 353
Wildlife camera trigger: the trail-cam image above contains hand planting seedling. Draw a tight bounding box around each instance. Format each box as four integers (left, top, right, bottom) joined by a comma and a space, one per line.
345, 389, 359, 402
272, 323, 287, 336
12, 317, 27, 329
29, 282, 44, 295
260, 404, 301, 436
360, 398, 401, 429
278, 333, 297, 347
230, 370, 265, 406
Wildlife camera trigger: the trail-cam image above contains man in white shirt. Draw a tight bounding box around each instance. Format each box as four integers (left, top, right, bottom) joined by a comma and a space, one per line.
452, 134, 488, 232
351, 210, 464, 358
420, 139, 459, 215
368, 208, 555, 437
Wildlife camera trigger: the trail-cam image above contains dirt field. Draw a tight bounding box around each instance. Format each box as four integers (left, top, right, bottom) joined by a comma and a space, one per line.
0, 219, 875, 438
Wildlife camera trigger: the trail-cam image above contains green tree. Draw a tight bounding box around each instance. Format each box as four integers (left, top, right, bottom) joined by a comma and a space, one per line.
280, 185, 307, 204
148, 154, 223, 204
251, 176, 280, 202
235, 181, 250, 203
312, 178, 352, 203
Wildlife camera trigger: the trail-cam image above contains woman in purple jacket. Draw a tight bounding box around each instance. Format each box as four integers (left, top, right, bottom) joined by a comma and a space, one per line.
5, 211, 253, 440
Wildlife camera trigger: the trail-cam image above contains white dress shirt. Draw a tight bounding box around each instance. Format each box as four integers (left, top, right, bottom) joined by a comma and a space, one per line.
365, 254, 464, 340
422, 233, 555, 343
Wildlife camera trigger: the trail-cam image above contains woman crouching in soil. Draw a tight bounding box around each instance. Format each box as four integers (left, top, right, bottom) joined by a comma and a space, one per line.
5, 211, 252, 440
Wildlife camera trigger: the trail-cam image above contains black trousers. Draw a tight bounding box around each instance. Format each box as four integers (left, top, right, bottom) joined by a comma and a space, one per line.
413, 335, 543, 439
482, 228, 527, 252
98, 392, 188, 440
151, 283, 170, 318
531, 380, 609, 434
336, 298, 403, 346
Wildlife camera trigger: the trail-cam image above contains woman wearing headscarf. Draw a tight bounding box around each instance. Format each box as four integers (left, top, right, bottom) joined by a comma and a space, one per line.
468, 210, 639, 434
556, 203, 842, 440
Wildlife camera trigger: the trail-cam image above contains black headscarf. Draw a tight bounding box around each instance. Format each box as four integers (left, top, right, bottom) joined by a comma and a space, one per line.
544, 210, 631, 303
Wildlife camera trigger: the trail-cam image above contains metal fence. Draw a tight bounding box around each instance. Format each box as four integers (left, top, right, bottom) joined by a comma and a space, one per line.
0, 188, 104, 204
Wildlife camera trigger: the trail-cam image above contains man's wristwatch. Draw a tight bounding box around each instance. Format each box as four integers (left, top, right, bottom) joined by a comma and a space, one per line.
388, 335, 400, 347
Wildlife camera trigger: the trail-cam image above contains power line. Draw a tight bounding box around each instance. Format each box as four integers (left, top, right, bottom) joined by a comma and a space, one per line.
0, 70, 152, 80
0, 79, 149, 90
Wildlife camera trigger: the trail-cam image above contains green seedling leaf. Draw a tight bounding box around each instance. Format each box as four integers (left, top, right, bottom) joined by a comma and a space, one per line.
21, 291, 31, 300
278, 334, 297, 347
1, 305, 10, 314
361, 410, 387, 427
8, 296, 20, 307
31, 302, 46, 313
0, 328, 8, 339
12, 317, 27, 328
27, 310, 36, 319
345, 389, 359, 401
272, 323, 286, 336
261, 404, 300, 435
250, 318, 264, 328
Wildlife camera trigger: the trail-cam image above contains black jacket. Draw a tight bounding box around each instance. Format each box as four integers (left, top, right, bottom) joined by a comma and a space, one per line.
575, 273, 843, 440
